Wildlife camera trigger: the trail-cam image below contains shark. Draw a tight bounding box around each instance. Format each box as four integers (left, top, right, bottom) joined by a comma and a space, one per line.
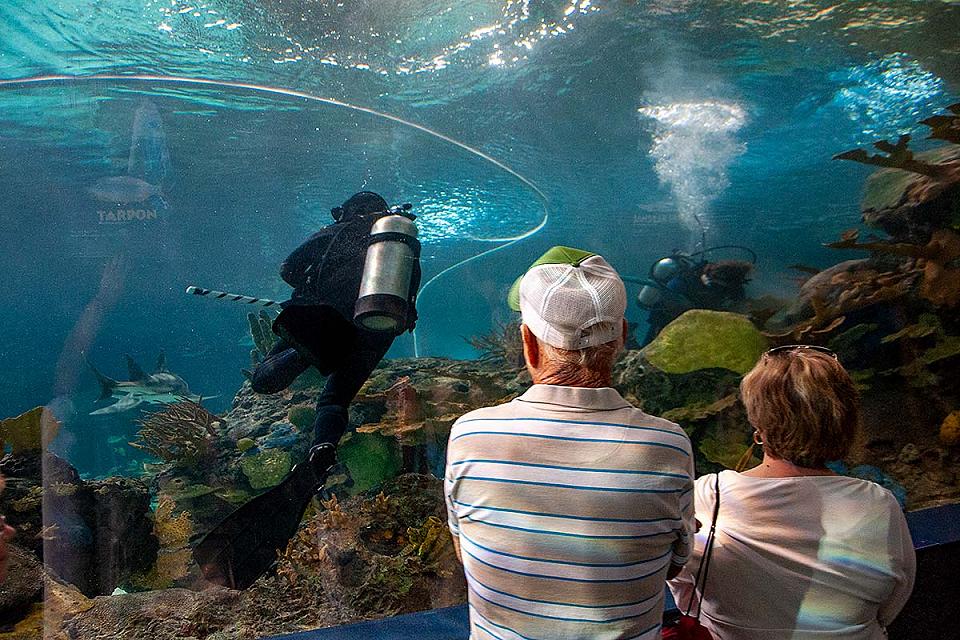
86, 352, 207, 415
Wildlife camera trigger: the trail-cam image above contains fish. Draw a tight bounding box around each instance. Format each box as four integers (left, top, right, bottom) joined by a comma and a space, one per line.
87, 176, 166, 206
86, 352, 209, 415
128, 99, 171, 185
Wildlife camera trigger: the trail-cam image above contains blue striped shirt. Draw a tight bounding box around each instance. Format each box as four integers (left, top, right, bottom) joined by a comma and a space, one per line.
445, 384, 696, 640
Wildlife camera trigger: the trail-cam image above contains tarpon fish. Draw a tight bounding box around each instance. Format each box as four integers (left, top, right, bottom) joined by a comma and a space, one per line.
128, 99, 171, 185
87, 176, 166, 206
86, 352, 207, 415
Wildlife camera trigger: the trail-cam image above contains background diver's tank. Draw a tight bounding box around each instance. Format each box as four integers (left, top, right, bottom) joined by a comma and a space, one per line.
636, 256, 684, 309
354, 210, 419, 333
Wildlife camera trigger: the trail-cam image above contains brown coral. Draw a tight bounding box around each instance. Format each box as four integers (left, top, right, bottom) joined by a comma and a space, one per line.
130, 399, 223, 464
918, 229, 960, 307
825, 228, 960, 308
465, 321, 524, 368
385, 377, 424, 426
939, 411, 960, 447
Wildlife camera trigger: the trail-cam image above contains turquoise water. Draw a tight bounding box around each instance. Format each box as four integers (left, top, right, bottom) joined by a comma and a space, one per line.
0, 1, 957, 470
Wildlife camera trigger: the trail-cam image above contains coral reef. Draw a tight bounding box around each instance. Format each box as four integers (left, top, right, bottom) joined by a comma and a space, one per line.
0, 544, 42, 625
277, 474, 464, 619
0, 452, 157, 597
835, 103, 960, 243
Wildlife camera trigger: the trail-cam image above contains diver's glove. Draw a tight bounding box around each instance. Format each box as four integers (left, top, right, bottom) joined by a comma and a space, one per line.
193, 443, 338, 590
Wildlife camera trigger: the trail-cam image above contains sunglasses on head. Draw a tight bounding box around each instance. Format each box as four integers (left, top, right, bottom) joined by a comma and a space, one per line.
765, 344, 838, 360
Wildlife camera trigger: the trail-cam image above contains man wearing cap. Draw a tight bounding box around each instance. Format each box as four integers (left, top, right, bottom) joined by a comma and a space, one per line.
445, 246, 696, 640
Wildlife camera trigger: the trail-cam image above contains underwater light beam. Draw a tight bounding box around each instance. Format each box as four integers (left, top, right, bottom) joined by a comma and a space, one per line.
638, 100, 746, 249
0, 74, 550, 358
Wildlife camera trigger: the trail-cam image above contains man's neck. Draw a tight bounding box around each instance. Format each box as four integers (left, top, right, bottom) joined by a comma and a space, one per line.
530, 370, 612, 388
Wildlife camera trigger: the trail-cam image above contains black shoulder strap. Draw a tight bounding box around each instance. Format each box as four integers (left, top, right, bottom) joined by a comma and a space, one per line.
685, 473, 721, 618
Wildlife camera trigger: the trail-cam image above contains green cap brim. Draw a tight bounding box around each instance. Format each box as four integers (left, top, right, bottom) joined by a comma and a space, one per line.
507, 246, 598, 311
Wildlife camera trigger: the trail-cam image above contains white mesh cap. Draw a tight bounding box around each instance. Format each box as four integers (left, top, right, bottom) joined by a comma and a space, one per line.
519, 254, 627, 350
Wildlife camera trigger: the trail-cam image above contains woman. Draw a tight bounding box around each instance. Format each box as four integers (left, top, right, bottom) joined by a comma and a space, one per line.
669, 345, 915, 639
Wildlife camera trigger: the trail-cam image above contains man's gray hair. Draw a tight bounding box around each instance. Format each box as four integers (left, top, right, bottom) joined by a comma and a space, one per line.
537, 337, 621, 387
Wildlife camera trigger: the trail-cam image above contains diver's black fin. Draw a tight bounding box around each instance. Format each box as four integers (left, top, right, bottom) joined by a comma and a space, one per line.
125, 354, 147, 381
193, 444, 337, 590
84, 354, 118, 401
156, 351, 167, 373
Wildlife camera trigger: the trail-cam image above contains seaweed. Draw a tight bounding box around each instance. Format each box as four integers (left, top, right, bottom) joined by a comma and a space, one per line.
881, 314, 941, 343
0, 406, 60, 454
464, 320, 524, 368
401, 515, 455, 577
248, 309, 279, 368
827, 323, 878, 359
127, 496, 194, 590
662, 394, 739, 424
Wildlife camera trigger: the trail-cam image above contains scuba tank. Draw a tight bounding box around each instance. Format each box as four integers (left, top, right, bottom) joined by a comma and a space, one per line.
636, 255, 688, 309
633, 245, 758, 309
354, 205, 420, 333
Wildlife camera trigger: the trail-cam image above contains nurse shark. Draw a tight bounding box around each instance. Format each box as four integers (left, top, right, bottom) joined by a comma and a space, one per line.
86, 352, 208, 415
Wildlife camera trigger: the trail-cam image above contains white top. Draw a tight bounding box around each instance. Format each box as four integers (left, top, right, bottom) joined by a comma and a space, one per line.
446, 385, 696, 640
668, 471, 916, 640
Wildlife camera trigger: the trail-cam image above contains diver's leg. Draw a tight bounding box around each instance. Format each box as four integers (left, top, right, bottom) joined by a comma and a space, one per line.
250, 341, 310, 394
311, 331, 394, 444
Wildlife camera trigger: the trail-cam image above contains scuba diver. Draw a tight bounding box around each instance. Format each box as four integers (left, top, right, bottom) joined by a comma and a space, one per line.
632, 247, 755, 345
194, 191, 421, 589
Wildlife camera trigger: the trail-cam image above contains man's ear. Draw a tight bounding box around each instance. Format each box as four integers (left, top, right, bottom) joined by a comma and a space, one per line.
621, 318, 629, 349
521, 324, 540, 369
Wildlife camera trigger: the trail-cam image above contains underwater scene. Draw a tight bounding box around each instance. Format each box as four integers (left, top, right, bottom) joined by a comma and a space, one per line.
0, 0, 959, 637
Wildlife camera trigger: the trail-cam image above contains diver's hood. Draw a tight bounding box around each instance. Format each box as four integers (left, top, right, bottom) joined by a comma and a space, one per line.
331, 191, 389, 221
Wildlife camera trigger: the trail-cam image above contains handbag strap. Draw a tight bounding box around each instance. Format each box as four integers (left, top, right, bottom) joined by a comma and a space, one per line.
684, 473, 721, 618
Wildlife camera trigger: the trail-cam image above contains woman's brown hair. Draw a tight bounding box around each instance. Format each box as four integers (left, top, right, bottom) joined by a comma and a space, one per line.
740, 349, 859, 468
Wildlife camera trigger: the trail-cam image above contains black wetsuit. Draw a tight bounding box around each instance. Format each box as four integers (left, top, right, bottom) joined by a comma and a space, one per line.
251, 210, 421, 445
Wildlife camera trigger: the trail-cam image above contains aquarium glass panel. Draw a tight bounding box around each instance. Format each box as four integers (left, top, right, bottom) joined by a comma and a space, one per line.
0, 0, 958, 637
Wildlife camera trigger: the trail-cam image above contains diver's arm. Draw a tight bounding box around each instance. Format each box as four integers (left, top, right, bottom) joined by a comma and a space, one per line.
279, 227, 337, 288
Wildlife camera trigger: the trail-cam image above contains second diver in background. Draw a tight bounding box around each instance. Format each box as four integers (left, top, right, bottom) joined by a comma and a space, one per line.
636, 251, 754, 345
194, 191, 422, 589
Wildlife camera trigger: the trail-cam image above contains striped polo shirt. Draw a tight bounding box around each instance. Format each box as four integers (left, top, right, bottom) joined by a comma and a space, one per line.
445, 384, 696, 640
